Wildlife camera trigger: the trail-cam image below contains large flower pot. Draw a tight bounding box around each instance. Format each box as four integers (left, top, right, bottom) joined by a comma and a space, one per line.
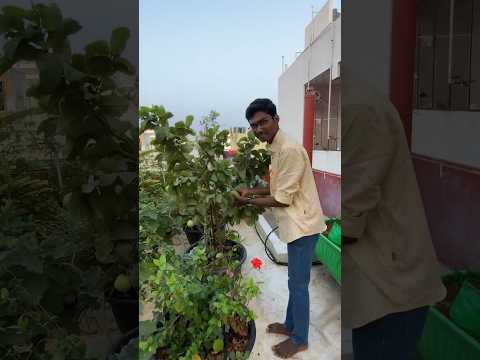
224, 319, 256, 360
106, 327, 138, 359
187, 239, 247, 271
151, 320, 255, 359
107, 291, 139, 333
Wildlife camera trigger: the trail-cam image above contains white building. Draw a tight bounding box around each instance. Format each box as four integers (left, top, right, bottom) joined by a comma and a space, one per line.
342, 0, 479, 271
278, 0, 341, 217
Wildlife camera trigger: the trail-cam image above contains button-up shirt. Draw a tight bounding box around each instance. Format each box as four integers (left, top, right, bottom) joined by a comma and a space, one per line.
267, 129, 326, 243
342, 69, 446, 328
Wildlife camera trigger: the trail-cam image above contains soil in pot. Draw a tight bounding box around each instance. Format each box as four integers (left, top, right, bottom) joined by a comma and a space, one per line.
183, 225, 204, 245
107, 289, 139, 333
223, 318, 256, 359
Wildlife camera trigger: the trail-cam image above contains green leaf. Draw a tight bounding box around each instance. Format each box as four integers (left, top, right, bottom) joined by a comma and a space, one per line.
71, 53, 86, 72
39, 3, 63, 31
86, 55, 113, 76
0, 56, 14, 76
85, 40, 110, 58
110, 27, 130, 56
213, 338, 224, 353
3, 37, 21, 59
62, 18, 82, 36
99, 93, 129, 116
37, 117, 58, 137
41, 285, 64, 315
37, 53, 64, 93
114, 57, 135, 75
63, 62, 85, 82
2, 5, 29, 19
22, 274, 48, 305
185, 115, 194, 127
139, 320, 156, 337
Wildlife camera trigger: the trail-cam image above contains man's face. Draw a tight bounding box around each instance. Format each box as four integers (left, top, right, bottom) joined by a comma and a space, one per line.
248, 111, 279, 143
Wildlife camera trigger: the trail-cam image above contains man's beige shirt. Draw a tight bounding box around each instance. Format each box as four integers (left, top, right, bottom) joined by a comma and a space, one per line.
267, 129, 326, 244
342, 69, 446, 329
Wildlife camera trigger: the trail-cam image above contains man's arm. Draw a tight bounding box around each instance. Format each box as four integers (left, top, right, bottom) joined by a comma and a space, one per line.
237, 186, 270, 197
236, 195, 287, 208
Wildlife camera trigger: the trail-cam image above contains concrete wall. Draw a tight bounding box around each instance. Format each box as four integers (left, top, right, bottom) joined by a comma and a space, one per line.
342, 0, 393, 96
314, 170, 341, 217
412, 110, 480, 169
278, 16, 341, 146
305, 0, 334, 48
313, 150, 341, 175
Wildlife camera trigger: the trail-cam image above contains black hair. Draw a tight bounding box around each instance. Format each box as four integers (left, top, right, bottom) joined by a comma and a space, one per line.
245, 98, 277, 120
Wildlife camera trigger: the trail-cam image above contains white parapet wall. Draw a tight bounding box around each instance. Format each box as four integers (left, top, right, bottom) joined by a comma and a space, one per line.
412, 110, 480, 168
313, 150, 341, 175
278, 16, 341, 146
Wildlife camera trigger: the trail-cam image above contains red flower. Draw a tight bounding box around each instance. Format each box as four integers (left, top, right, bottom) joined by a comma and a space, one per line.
250, 257, 263, 270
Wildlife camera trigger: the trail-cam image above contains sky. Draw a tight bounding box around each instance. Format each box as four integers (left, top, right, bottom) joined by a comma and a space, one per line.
140, 0, 341, 130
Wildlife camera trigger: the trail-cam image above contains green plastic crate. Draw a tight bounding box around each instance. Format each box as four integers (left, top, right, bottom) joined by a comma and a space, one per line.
418, 305, 480, 360
315, 234, 341, 284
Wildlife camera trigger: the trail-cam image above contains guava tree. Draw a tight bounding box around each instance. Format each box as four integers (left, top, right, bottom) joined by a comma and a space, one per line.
0, 3, 138, 293
141, 105, 270, 255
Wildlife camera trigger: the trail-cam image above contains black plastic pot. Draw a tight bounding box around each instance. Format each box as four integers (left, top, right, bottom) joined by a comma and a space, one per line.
187, 239, 247, 269
183, 225, 204, 245
224, 319, 256, 360
107, 291, 139, 333
107, 327, 138, 359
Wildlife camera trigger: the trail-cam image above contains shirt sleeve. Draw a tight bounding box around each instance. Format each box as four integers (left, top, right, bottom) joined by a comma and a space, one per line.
272, 147, 306, 206
342, 105, 396, 239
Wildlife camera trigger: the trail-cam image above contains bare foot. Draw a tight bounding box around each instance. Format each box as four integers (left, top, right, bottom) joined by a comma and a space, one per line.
272, 339, 308, 358
266, 322, 290, 336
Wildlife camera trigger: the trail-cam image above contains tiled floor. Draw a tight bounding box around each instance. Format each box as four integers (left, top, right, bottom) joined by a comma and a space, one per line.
236, 222, 341, 360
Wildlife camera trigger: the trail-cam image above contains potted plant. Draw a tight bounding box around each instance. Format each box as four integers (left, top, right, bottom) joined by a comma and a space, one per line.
0, 163, 99, 360
139, 245, 259, 360
0, 2, 139, 334
143, 107, 269, 269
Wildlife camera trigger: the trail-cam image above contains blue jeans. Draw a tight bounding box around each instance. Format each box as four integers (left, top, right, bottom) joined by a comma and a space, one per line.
284, 233, 318, 346
352, 306, 429, 360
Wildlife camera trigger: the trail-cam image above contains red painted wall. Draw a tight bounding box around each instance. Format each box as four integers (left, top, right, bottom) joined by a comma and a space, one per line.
313, 170, 341, 218
413, 154, 480, 269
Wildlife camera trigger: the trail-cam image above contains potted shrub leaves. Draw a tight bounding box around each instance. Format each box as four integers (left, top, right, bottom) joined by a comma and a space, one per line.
139, 246, 259, 360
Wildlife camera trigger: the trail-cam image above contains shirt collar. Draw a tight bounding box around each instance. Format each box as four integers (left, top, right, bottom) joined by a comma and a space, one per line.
267, 129, 285, 154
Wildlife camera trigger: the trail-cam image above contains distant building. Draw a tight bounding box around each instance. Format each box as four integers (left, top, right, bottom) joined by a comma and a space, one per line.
227, 126, 247, 150
140, 129, 156, 151
0, 61, 39, 113
0, 61, 50, 163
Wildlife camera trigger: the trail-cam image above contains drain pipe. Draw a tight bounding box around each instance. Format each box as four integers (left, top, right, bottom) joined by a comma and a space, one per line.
303, 86, 316, 163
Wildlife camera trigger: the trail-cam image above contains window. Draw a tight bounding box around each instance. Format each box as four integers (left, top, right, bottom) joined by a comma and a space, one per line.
415, 0, 480, 111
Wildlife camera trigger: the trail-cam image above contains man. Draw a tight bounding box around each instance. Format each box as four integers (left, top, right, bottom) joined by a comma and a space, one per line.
235, 98, 326, 359
342, 68, 446, 359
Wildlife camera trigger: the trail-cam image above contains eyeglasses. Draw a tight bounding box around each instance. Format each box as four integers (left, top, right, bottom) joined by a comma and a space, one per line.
248, 116, 273, 131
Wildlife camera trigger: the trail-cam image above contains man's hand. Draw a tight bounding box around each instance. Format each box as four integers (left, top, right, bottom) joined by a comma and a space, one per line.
233, 195, 250, 207
236, 188, 251, 198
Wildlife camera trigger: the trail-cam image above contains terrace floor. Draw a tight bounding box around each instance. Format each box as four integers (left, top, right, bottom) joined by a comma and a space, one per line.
235, 222, 341, 359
